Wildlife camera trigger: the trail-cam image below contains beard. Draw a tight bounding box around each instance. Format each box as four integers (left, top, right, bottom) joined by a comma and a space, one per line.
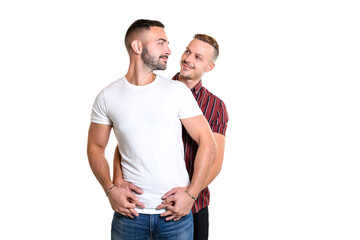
141, 45, 167, 71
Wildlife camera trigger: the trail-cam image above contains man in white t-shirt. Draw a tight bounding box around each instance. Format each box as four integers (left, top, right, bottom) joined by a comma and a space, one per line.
87, 19, 215, 239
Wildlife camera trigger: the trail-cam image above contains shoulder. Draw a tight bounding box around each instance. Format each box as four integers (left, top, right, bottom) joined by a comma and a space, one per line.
98, 77, 124, 98
103, 77, 124, 91
201, 85, 227, 110
157, 75, 179, 86
157, 75, 189, 92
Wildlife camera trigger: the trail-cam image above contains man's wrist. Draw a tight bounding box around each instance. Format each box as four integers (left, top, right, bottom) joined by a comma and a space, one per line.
106, 184, 118, 197
185, 189, 197, 201
113, 177, 125, 187
113, 176, 125, 186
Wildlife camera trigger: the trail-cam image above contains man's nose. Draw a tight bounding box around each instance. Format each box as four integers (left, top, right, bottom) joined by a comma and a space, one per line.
166, 45, 172, 56
184, 54, 193, 63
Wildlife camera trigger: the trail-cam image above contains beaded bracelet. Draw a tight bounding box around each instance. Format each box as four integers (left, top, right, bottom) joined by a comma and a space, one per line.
185, 190, 196, 200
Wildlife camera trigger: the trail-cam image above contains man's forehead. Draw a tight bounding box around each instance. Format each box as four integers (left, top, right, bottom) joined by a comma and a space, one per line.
145, 26, 168, 41
187, 39, 213, 55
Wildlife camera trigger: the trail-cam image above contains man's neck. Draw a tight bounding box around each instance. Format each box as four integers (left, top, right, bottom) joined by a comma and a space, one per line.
178, 75, 201, 90
126, 61, 156, 86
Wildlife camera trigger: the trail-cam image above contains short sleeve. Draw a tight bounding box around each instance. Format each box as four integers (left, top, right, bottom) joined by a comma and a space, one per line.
91, 89, 113, 125
211, 101, 229, 136
177, 83, 202, 119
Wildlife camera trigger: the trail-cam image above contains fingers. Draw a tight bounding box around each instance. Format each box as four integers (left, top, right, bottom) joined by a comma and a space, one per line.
117, 209, 134, 219
162, 188, 178, 200
124, 211, 134, 218
133, 200, 145, 209
126, 193, 145, 209
165, 205, 175, 214
162, 205, 186, 218
129, 208, 139, 217
126, 193, 140, 203
116, 207, 140, 218
124, 202, 136, 209
159, 208, 183, 221
160, 210, 174, 218
166, 215, 176, 221
156, 202, 172, 210
162, 196, 175, 204
129, 183, 143, 194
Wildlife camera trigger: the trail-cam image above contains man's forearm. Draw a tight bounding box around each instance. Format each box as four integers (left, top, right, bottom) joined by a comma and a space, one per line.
113, 145, 124, 186
186, 137, 216, 198
87, 123, 113, 193
88, 149, 113, 193
180, 115, 216, 199
201, 133, 226, 190
201, 160, 221, 191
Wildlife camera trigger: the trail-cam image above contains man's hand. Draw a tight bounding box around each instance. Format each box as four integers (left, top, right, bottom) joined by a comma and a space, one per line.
108, 180, 145, 218
156, 187, 195, 221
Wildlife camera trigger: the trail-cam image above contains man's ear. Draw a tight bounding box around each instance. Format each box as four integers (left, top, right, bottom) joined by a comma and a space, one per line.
131, 40, 143, 55
206, 62, 215, 73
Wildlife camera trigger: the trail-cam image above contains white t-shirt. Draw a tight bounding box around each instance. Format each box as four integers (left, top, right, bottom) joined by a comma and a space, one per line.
91, 75, 202, 214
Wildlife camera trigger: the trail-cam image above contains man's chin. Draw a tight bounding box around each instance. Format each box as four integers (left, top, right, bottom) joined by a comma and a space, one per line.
179, 71, 191, 79
154, 64, 167, 71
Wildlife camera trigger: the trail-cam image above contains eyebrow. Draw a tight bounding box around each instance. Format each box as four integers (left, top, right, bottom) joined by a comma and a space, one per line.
186, 47, 204, 58
157, 38, 168, 44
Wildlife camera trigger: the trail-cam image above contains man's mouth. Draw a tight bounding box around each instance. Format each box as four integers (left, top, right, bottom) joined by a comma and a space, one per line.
160, 56, 168, 62
182, 62, 194, 70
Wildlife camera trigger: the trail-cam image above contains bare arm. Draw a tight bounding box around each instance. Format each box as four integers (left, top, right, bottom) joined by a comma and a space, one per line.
201, 132, 226, 189
157, 115, 216, 220
113, 145, 123, 186
87, 123, 141, 217
87, 122, 113, 192
112, 145, 145, 217
181, 115, 216, 198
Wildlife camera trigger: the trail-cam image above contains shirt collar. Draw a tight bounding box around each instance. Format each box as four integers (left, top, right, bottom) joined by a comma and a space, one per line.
173, 72, 203, 95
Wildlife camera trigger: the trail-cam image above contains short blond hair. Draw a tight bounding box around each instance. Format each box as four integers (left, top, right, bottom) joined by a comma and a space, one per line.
194, 34, 219, 61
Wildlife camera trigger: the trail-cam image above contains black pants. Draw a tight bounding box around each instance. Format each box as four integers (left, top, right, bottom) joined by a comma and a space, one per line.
193, 207, 209, 240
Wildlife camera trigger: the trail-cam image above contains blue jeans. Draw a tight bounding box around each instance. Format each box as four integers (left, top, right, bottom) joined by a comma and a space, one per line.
111, 211, 193, 240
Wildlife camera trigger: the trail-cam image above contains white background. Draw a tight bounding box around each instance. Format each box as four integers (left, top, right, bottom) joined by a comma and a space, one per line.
1, 0, 359, 239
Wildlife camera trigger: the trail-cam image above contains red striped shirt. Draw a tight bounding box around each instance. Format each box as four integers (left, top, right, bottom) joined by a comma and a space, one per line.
173, 73, 229, 213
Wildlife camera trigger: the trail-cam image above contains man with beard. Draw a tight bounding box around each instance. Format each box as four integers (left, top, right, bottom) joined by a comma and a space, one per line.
113, 34, 229, 240
87, 19, 215, 239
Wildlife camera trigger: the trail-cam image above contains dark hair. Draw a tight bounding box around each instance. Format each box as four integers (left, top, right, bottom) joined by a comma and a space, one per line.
194, 34, 219, 61
125, 19, 165, 50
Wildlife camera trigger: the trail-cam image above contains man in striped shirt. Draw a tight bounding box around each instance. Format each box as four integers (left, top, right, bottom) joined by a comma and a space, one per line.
160, 34, 228, 240
113, 34, 228, 240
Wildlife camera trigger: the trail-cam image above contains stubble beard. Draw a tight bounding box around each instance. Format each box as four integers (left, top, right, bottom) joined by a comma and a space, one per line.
141, 45, 167, 71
